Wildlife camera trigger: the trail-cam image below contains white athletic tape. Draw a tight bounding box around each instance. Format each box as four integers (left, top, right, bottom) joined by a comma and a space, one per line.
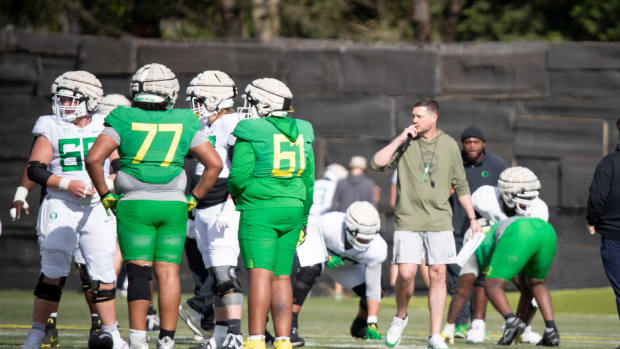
58, 178, 71, 191
13, 186, 28, 204
9, 208, 16, 219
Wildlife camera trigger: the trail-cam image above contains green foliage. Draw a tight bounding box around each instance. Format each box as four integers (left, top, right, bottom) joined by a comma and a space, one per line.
3, 0, 620, 42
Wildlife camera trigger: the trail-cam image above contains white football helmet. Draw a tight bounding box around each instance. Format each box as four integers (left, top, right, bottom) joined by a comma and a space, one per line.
238, 78, 292, 118
51, 71, 103, 122
323, 163, 348, 181
95, 94, 132, 115
186, 70, 236, 122
498, 166, 541, 216
344, 201, 381, 251
130, 63, 179, 109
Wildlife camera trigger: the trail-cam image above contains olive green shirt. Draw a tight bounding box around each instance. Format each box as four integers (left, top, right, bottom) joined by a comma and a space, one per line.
372, 129, 469, 232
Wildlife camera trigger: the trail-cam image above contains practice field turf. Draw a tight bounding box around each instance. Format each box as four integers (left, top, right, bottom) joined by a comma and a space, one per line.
1, 288, 618, 348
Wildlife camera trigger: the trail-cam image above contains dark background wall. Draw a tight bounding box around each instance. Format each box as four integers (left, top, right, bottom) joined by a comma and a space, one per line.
0, 29, 616, 293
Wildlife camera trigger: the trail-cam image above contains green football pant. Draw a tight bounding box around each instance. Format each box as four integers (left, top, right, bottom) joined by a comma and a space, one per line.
238, 207, 303, 276
116, 200, 187, 264
486, 219, 557, 282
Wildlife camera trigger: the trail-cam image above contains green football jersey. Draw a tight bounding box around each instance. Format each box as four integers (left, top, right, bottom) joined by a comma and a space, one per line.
228, 116, 315, 221
106, 106, 201, 184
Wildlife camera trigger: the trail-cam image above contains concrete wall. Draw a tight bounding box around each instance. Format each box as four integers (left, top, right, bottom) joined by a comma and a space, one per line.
0, 28, 617, 292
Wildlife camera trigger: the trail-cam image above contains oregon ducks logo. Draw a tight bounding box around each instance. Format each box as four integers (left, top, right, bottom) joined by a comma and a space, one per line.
481, 170, 489, 178
49, 212, 58, 220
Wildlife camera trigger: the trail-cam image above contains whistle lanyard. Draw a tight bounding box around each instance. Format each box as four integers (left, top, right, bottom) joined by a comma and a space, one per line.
418, 136, 438, 186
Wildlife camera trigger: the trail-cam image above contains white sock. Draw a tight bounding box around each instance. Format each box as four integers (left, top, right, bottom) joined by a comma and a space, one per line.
49, 313, 58, 318
102, 323, 123, 344
274, 336, 290, 342
248, 335, 265, 342
129, 329, 147, 343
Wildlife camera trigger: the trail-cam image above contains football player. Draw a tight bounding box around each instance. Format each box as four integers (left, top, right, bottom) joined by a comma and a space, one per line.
181, 70, 245, 349
11, 91, 134, 348
308, 163, 348, 225
474, 217, 559, 346
86, 63, 222, 349
291, 201, 387, 347
228, 78, 315, 349
20, 71, 127, 349
442, 166, 548, 345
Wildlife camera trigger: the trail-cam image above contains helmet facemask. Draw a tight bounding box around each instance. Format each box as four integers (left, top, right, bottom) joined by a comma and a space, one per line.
53, 89, 89, 122
498, 166, 541, 217
345, 225, 377, 251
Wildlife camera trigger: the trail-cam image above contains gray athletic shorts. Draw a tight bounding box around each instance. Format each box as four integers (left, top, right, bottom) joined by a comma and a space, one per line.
392, 230, 456, 265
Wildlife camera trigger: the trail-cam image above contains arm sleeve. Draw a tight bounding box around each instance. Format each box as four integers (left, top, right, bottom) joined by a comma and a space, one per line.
101, 127, 121, 145
364, 263, 382, 301
451, 142, 470, 197
301, 143, 315, 226
586, 157, 613, 226
227, 140, 255, 199
190, 129, 208, 148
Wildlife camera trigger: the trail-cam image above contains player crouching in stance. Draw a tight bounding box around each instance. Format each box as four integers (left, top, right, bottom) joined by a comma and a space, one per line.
292, 201, 386, 347
86, 63, 223, 349
21, 71, 128, 349
228, 78, 315, 349
481, 217, 559, 346
183, 70, 244, 349
442, 166, 553, 346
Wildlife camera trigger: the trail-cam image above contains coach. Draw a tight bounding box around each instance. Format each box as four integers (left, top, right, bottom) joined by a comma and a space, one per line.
586, 117, 620, 320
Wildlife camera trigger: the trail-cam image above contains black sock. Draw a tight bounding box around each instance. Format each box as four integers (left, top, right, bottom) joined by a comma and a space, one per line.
159, 329, 175, 340
215, 321, 228, 327
148, 303, 157, 315
544, 320, 556, 329
504, 313, 516, 321
91, 314, 100, 328
292, 312, 299, 329
227, 319, 241, 335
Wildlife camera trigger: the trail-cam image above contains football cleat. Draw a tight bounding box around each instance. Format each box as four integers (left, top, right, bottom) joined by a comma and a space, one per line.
536, 327, 560, 346
427, 334, 449, 349
440, 323, 455, 344
146, 314, 161, 331
156, 336, 175, 349
128, 335, 148, 349
520, 325, 543, 344
41, 317, 59, 348
385, 315, 408, 348
179, 302, 204, 338
273, 338, 292, 349
22, 328, 46, 349
466, 319, 485, 344
242, 339, 266, 349
222, 333, 243, 349
498, 317, 526, 345
290, 326, 305, 347
350, 316, 367, 339
454, 323, 467, 338
88, 331, 113, 349
264, 329, 275, 345
365, 323, 382, 340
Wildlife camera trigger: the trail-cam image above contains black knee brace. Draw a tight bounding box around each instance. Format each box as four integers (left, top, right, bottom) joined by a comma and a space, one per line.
34, 274, 66, 302
293, 263, 322, 306
211, 266, 242, 298
126, 264, 153, 302
91, 281, 117, 303
474, 274, 485, 288
75, 262, 91, 292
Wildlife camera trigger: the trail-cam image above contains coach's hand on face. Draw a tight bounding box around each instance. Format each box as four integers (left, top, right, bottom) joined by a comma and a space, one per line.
398, 125, 417, 144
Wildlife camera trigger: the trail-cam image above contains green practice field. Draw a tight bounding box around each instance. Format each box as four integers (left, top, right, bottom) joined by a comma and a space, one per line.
1, 288, 618, 348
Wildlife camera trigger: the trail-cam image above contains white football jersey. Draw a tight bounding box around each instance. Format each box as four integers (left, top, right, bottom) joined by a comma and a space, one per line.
316, 212, 387, 266
32, 113, 110, 205
195, 112, 242, 178
472, 185, 549, 224
309, 178, 338, 219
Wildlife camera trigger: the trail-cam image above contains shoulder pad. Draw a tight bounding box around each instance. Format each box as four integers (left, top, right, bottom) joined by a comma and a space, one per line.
530, 198, 549, 222
233, 118, 262, 141
295, 119, 315, 143
472, 185, 505, 223
32, 115, 56, 136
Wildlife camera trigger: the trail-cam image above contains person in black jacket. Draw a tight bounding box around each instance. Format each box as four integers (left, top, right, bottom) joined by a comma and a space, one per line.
586, 117, 620, 322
